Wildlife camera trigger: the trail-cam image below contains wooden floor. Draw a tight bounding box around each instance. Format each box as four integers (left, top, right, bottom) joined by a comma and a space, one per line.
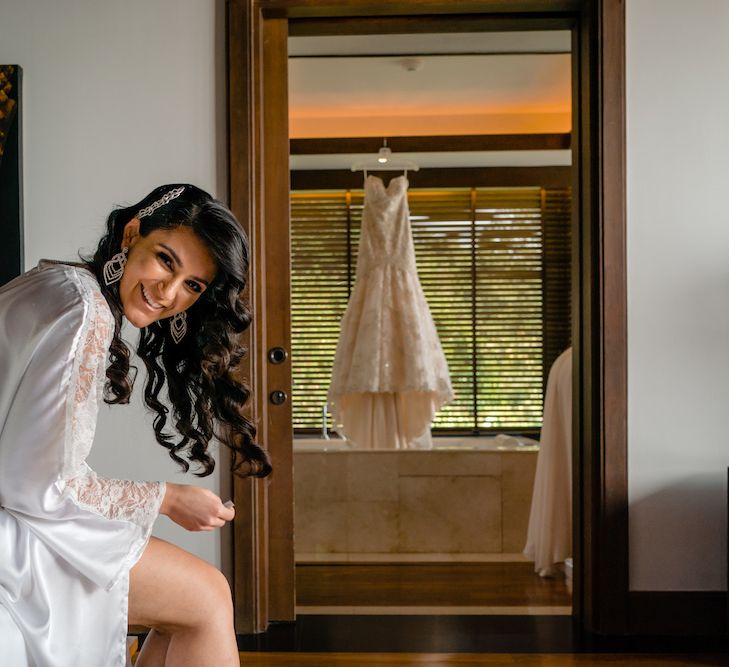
135, 564, 727, 666
234, 565, 727, 664
238, 652, 729, 666
296, 563, 571, 608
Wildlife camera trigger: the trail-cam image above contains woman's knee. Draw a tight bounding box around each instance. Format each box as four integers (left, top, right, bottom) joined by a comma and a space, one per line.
129, 537, 233, 632
194, 565, 234, 625
160, 556, 234, 633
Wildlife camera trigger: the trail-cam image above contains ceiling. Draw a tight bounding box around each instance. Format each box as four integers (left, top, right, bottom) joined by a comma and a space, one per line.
288, 31, 572, 169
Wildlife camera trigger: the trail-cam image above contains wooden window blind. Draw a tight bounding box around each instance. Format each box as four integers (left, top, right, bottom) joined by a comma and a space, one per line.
290, 186, 571, 433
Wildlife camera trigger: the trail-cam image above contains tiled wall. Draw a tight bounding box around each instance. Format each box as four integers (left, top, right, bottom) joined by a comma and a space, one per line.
294, 450, 537, 556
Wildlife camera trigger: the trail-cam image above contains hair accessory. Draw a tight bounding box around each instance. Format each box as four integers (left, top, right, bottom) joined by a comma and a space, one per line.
103, 246, 128, 286
170, 311, 187, 344
137, 186, 185, 219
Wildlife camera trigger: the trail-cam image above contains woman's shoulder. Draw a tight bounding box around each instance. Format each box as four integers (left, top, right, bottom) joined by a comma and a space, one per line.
0, 260, 112, 330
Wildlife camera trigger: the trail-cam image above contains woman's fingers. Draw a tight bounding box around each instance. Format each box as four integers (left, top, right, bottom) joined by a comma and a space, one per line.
205, 509, 231, 530
221, 506, 235, 522
220, 500, 235, 522
169, 486, 236, 531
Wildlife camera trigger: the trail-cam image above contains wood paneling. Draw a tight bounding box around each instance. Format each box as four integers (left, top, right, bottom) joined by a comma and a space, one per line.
571, 0, 629, 635
289, 15, 577, 36
261, 16, 296, 623
598, 0, 629, 636
290, 134, 571, 154
228, 0, 269, 634
263, 0, 582, 20
291, 167, 571, 190
238, 654, 728, 667
569, 15, 584, 630
296, 563, 571, 607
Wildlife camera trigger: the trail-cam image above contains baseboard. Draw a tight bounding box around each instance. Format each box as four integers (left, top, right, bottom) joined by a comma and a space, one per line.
629, 591, 726, 636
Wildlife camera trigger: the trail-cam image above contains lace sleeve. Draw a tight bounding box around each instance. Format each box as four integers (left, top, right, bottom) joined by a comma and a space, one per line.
61, 270, 166, 529
65, 465, 165, 528
60, 277, 114, 475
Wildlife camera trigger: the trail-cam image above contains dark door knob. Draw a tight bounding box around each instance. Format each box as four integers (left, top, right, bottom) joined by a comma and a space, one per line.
268, 346, 288, 364
269, 390, 287, 406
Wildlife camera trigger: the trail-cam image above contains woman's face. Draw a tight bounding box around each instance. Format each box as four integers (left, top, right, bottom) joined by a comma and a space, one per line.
118, 219, 218, 328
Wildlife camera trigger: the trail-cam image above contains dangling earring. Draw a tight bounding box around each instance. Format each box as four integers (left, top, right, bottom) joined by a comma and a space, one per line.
170, 311, 187, 344
103, 246, 128, 286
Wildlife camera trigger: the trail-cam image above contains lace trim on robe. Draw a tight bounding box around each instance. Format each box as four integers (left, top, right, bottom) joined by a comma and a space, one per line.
65, 466, 166, 528
60, 268, 165, 528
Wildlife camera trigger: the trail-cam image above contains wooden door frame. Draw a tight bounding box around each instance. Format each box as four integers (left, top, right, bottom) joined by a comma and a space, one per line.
227, 0, 627, 636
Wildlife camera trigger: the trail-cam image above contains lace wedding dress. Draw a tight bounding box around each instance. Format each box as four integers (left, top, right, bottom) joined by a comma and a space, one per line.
0, 262, 165, 666
328, 175, 454, 449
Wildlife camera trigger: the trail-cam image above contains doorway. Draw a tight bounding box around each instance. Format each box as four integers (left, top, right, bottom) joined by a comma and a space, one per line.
288, 27, 573, 617
228, 0, 627, 637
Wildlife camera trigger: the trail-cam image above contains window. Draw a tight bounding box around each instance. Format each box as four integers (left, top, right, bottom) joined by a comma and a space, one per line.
290, 185, 571, 434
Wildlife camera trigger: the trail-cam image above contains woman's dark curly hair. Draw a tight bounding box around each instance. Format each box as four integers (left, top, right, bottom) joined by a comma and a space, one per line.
83, 183, 271, 479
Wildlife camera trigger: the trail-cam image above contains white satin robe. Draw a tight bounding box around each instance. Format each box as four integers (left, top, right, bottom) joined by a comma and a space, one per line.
0, 261, 166, 666
523, 347, 572, 577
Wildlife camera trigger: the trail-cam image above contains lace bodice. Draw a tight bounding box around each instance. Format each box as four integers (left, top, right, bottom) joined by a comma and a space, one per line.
356, 176, 418, 277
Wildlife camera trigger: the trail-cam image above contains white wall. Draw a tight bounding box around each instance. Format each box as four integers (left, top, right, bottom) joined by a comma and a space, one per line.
0, 0, 230, 570
627, 0, 729, 590
7, 0, 728, 594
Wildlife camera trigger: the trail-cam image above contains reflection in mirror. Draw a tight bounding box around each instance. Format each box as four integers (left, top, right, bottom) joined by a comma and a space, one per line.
288, 29, 573, 615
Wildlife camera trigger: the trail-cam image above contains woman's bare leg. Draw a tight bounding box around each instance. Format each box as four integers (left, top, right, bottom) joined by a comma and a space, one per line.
128, 536, 239, 667
134, 629, 171, 667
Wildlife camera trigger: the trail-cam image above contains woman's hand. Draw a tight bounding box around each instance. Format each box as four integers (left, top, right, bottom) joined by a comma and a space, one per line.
160, 483, 235, 531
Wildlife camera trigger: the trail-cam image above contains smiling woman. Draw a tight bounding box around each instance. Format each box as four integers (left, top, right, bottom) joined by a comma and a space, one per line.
0, 183, 271, 666
84, 183, 272, 477
118, 225, 217, 328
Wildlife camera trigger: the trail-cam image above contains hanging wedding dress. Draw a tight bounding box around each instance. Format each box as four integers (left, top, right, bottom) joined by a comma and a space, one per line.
0, 261, 165, 666
328, 175, 454, 449
524, 346, 572, 576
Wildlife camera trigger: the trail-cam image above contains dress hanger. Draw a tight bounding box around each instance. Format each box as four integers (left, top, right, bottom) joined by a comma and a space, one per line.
350, 138, 420, 181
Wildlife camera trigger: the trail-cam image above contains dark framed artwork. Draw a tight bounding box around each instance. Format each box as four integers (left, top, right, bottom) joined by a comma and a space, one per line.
0, 65, 23, 286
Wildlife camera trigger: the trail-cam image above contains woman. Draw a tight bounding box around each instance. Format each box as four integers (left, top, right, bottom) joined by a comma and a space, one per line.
0, 184, 271, 666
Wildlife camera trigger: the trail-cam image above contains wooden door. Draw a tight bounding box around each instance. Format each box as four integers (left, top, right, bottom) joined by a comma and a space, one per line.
228, 0, 294, 633
228, 0, 628, 637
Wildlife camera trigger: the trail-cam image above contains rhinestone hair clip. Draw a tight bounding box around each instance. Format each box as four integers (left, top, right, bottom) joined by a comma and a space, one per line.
136, 186, 185, 219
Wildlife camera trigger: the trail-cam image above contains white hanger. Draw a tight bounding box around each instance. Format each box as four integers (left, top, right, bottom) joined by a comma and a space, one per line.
350, 138, 420, 178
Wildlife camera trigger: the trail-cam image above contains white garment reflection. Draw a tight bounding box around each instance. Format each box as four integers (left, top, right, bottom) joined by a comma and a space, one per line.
328, 176, 453, 449
524, 347, 572, 577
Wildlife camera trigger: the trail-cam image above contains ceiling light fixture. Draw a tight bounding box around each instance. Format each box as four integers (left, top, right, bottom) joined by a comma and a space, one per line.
399, 57, 424, 72
377, 138, 391, 163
